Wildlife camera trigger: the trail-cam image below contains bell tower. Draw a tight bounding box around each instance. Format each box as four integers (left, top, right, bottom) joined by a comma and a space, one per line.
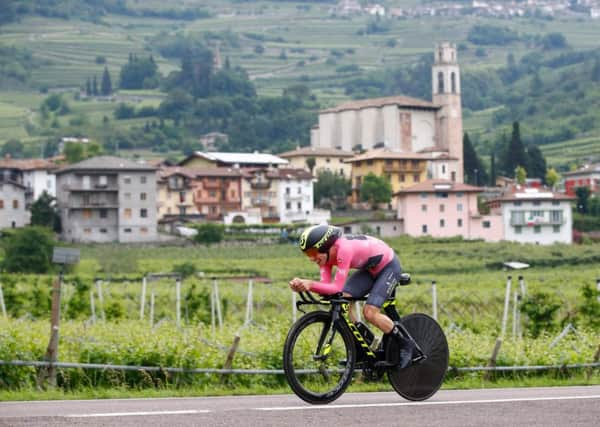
432, 42, 463, 183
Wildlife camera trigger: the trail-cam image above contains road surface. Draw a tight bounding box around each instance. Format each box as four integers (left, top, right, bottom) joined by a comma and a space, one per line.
1, 386, 599, 426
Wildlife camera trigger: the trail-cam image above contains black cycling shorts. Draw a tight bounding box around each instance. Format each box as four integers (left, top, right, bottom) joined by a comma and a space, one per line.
342, 256, 402, 307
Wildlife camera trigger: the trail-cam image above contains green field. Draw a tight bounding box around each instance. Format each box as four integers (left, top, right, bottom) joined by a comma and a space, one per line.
0, 236, 598, 395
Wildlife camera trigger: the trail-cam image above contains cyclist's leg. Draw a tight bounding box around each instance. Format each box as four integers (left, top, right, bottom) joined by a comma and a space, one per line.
342, 270, 374, 323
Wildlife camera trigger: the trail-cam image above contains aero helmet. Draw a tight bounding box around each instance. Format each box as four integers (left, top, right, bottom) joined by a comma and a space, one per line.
298, 225, 342, 253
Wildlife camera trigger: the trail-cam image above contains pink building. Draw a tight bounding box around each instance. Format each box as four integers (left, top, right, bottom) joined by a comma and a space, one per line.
395, 179, 503, 241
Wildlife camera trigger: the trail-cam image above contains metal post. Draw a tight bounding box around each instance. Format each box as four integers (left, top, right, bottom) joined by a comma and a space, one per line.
140, 276, 147, 320
213, 278, 223, 329
211, 281, 216, 336
90, 289, 96, 324
175, 277, 181, 327
0, 282, 7, 319
597, 278, 600, 302
519, 275, 527, 297
96, 280, 105, 321
432, 281, 438, 321
245, 279, 253, 325
512, 290, 518, 339
501, 276, 512, 338
149, 292, 155, 327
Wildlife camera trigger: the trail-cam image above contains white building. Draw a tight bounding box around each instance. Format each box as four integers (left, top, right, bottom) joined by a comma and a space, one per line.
0, 181, 29, 229
0, 157, 57, 201
310, 42, 464, 182
488, 187, 575, 245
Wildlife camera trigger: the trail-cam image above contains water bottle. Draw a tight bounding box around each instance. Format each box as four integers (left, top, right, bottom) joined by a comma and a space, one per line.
355, 321, 374, 346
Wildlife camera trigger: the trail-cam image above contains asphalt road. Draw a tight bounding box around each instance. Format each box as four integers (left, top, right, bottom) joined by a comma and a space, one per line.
1, 386, 599, 427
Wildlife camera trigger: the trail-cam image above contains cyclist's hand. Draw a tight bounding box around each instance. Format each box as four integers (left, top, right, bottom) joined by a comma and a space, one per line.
289, 278, 312, 292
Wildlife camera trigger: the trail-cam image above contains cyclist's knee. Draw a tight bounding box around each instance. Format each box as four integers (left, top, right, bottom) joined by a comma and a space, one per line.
363, 304, 379, 321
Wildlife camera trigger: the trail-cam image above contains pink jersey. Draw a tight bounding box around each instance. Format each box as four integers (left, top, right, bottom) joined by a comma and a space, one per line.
309, 235, 394, 295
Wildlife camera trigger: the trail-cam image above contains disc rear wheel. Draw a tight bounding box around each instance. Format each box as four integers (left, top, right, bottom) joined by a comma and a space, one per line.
387, 313, 449, 401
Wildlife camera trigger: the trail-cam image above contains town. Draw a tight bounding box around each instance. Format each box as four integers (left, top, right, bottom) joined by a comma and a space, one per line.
1, 42, 596, 246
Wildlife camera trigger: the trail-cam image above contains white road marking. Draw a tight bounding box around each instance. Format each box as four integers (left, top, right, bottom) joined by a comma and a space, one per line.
66, 409, 209, 418
256, 394, 600, 411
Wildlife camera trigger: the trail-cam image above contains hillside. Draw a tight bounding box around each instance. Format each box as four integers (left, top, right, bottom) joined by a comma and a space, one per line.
1, 0, 600, 169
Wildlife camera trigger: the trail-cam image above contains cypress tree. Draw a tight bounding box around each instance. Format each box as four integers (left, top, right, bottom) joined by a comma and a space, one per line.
101, 66, 112, 96
526, 144, 547, 181
502, 122, 527, 176
92, 75, 98, 96
489, 152, 496, 186
85, 77, 91, 96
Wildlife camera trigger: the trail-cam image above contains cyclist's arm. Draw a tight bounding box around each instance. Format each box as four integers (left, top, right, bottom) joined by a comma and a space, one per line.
308, 258, 350, 295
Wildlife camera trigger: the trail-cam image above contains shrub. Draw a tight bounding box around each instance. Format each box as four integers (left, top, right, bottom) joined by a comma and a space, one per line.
193, 223, 224, 244
1, 227, 56, 274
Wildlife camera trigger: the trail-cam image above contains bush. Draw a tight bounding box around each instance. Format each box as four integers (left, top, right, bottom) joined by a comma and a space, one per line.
1, 227, 56, 274
193, 223, 224, 244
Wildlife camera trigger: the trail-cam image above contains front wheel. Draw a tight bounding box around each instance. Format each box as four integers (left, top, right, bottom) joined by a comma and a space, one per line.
283, 310, 356, 404
387, 313, 449, 401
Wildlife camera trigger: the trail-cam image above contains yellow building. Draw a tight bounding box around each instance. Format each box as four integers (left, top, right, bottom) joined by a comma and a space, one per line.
346, 149, 430, 204
278, 146, 354, 177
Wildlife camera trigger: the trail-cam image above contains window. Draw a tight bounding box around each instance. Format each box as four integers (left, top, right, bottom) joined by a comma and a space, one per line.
140, 176, 147, 184
209, 191, 216, 197
400, 174, 405, 182
437, 71, 444, 93
457, 219, 463, 227
124, 192, 131, 200
420, 193, 427, 199
124, 208, 132, 219
100, 209, 108, 218
456, 192, 463, 198
451, 72, 456, 93
141, 227, 148, 234
482, 221, 491, 229
13, 200, 19, 209
552, 200, 560, 206
286, 202, 291, 209
84, 228, 91, 234
82, 209, 91, 219
550, 210, 562, 223
422, 224, 428, 234
179, 191, 185, 203
123, 176, 131, 184
297, 187, 302, 194
421, 204, 427, 212
532, 201, 541, 206
436, 192, 449, 198
140, 208, 148, 218
99, 175, 107, 186
140, 192, 147, 201
511, 211, 525, 225
515, 226, 522, 234
553, 225, 560, 233
457, 203, 463, 212
286, 187, 290, 195
451, 171, 456, 182
297, 202, 302, 210
534, 225, 541, 234
514, 201, 522, 206
124, 228, 132, 233
439, 204, 445, 212
440, 219, 445, 227
0, 200, 3, 209
100, 228, 107, 233
413, 174, 420, 183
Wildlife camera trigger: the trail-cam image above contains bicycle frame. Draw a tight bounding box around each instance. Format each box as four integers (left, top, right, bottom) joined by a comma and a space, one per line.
296, 292, 402, 364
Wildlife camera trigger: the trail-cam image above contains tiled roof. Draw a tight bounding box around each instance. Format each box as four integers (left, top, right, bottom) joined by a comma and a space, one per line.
55, 156, 157, 174
492, 189, 575, 202
346, 149, 431, 163
562, 163, 600, 176
0, 158, 58, 171
321, 95, 439, 114
278, 146, 354, 158
243, 167, 313, 180
158, 166, 243, 179
394, 179, 482, 194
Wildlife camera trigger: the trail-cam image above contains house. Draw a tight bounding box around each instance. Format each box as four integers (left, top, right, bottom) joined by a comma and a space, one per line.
0, 180, 29, 229
0, 156, 58, 202
487, 187, 575, 245
199, 132, 228, 152
241, 167, 327, 224
562, 163, 600, 196
395, 180, 503, 240
345, 149, 430, 205
336, 219, 403, 238
310, 42, 464, 182
179, 151, 288, 169
277, 146, 353, 177
55, 156, 157, 243
156, 167, 201, 221
190, 167, 244, 220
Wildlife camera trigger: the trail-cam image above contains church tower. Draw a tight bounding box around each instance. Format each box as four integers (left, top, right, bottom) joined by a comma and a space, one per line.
432, 42, 463, 183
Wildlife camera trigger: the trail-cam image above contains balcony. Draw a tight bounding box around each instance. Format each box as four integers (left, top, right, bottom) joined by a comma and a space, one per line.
251, 198, 271, 206
250, 181, 270, 190
65, 186, 118, 192
383, 165, 424, 173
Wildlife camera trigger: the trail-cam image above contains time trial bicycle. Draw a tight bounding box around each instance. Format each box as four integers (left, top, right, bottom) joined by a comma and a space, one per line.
283, 273, 449, 404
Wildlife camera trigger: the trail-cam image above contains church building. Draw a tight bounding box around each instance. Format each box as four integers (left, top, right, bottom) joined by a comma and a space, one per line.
310, 42, 464, 183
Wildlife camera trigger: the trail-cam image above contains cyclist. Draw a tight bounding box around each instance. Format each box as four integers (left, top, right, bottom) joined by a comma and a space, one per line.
289, 224, 422, 368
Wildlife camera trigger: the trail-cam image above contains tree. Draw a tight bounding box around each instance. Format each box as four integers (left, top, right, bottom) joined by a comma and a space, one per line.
30, 191, 61, 232
515, 165, 527, 185
85, 77, 92, 96
575, 186, 590, 214
119, 55, 159, 90
305, 157, 316, 174
92, 75, 98, 96
1, 226, 56, 274
101, 66, 112, 96
313, 170, 351, 208
1, 139, 24, 158
545, 168, 560, 190
64, 142, 85, 163
463, 132, 487, 185
501, 121, 527, 176
193, 223, 224, 244
489, 152, 497, 186
592, 57, 600, 83
526, 144, 547, 181
360, 173, 392, 208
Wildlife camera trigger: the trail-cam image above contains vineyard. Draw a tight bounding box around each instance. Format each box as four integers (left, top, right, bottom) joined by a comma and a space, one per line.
0, 236, 599, 392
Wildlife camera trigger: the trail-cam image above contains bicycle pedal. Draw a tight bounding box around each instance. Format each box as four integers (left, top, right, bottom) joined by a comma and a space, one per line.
374, 360, 397, 368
